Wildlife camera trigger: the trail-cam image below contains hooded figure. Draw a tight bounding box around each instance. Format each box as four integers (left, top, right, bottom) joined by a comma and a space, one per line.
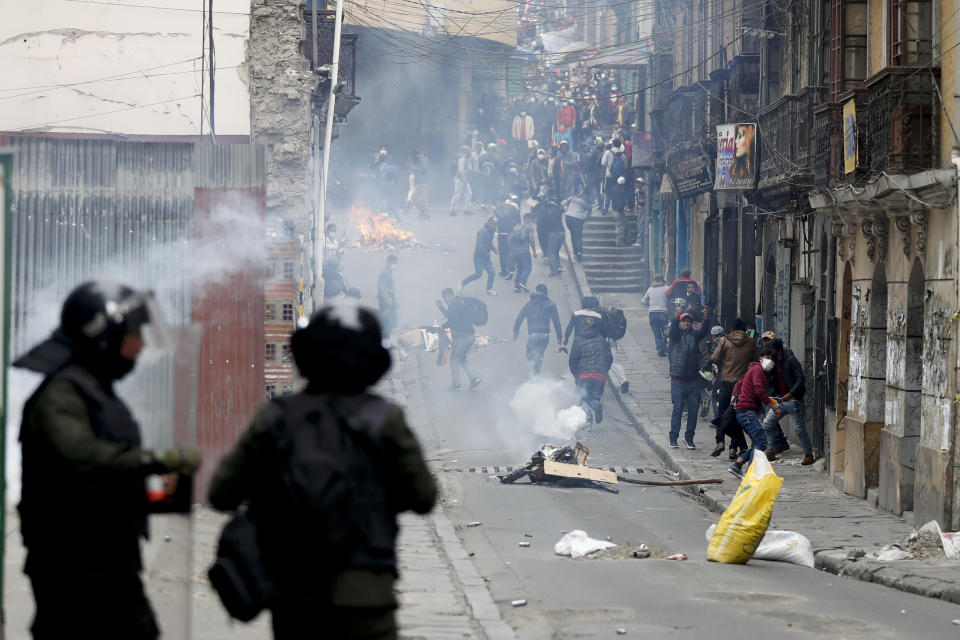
209, 303, 437, 637
568, 309, 613, 425
16, 281, 200, 640
513, 284, 562, 374
563, 295, 605, 346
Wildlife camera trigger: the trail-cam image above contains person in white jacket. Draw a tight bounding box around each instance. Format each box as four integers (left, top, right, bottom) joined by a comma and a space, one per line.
450, 146, 473, 217
641, 273, 670, 356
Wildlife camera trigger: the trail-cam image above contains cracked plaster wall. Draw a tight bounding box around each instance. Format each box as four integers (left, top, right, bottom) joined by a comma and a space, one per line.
247, 0, 318, 231
0, 0, 250, 135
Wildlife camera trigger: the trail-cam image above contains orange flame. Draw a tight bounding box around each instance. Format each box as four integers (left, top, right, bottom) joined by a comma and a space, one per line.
349, 202, 417, 248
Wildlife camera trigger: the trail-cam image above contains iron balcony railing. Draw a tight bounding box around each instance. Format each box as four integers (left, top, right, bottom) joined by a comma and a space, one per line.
866, 67, 940, 173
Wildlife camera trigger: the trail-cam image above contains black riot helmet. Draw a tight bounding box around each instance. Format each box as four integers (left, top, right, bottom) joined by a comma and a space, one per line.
291, 302, 391, 392
14, 281, 167, 379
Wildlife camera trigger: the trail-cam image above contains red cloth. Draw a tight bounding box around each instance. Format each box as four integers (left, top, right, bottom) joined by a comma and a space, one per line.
578, 372, 608, 382
622, 141, 632, 172
734, 361, 787, 412
557, 104, 577, 127
665, 276, 702, 298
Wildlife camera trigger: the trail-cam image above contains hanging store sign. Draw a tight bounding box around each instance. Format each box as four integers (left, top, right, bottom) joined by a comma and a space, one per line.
843, 99, 858, 174
714, 123, 757, 189
632, 131, 653, 167
666, 148, 712, 197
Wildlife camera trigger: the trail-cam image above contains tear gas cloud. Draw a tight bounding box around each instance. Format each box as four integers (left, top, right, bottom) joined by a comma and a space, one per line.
6, 192, 266, 505
509, 378, 586, 441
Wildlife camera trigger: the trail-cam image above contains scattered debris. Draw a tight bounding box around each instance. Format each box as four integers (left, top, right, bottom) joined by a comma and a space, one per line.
467, 521, 482, 528
518, 541, 531, 548
919, 520, 960, 558
632, 550, 651, 559
554, 530, 617, 558
587, 545, 664, 560
951, 619, 960, 625
876, 545, 914, 561
500, 443, 618, 493
524, 533, 533, 538
511, 599, 527, 607
666, 553, 688, 561
847, 549, 866, 559
616, 628, 628, 635
618, 475, 723, 487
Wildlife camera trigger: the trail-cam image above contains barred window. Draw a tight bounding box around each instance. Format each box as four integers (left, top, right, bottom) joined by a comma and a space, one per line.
265, 343, 277, 362
282, 303, 295, 322
265, 384, 277, 400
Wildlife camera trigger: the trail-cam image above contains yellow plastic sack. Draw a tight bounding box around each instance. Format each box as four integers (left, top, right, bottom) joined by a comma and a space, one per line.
707, 452, 783, 564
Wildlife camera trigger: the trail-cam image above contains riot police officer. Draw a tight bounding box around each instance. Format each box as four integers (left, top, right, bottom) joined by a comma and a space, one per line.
15, 281, 200, 640
209, 303, 437, 638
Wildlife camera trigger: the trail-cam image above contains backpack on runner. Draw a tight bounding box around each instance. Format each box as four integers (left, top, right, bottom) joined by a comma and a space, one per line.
601, 306, 627, 340
610, 152, 626, 176
462, 296, 489, 326
208, 395, 392, 620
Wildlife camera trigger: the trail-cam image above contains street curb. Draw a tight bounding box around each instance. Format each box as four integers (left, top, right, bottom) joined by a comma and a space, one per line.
431, 512, 519, 640
814, 550, 960, 605
399, 345, 518, 640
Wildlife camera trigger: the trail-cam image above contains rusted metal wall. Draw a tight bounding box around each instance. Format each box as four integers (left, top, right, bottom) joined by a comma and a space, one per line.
6, 136, 265, 501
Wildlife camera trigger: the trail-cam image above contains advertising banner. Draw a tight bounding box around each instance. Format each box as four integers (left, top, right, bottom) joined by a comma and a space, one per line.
843, 99, 858, 174
714, 123, 757, 190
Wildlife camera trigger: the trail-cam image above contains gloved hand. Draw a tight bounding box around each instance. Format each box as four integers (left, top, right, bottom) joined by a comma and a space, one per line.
157, 446, 202, 475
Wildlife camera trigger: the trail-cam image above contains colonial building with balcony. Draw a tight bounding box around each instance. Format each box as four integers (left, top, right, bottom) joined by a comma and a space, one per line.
650, 0, 960, 528
806, 0, 959, 528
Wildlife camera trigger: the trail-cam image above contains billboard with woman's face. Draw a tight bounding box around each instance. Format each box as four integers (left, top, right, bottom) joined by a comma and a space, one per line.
714, 123, 757, 190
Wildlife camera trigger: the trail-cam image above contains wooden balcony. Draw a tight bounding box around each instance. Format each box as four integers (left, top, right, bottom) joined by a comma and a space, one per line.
866, 67, 940, 174
757, 87, 826, 196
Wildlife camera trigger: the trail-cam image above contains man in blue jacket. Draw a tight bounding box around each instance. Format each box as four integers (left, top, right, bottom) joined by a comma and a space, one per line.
513, 284, 562, 374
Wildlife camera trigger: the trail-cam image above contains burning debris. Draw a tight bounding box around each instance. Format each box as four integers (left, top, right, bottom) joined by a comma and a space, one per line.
349, 202, 418, 249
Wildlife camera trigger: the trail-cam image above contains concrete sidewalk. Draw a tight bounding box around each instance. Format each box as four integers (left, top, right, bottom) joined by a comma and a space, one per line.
563, 240, 960, 607
2, 349, 512, 640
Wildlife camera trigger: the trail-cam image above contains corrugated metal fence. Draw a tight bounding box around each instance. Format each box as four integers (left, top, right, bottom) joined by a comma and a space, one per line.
6, 137, 265, 500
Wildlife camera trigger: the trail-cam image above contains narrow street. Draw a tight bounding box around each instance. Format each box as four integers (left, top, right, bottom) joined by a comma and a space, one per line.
341, 207, 960, 638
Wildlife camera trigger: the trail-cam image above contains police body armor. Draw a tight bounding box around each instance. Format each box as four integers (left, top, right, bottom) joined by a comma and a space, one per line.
20, 365, 149, 570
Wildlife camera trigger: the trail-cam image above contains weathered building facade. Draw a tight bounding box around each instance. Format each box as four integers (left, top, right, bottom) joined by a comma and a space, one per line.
649, 0, 960, 527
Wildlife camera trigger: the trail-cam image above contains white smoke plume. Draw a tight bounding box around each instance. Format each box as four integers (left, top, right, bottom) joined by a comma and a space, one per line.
509, 378, 586, 441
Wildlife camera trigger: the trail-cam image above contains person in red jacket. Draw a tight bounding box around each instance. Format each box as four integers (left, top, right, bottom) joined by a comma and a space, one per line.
728, 343, 786, 478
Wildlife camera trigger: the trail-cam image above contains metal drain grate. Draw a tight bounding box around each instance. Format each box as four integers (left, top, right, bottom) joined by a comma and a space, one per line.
440, 465, 646, 475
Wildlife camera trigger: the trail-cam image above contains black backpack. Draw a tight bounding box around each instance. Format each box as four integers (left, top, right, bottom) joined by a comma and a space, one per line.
601, 306, 627, 340
208, 395, 392, 621
462, 296, 489, 326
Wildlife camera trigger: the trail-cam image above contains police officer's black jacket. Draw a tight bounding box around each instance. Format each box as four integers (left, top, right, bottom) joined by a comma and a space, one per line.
209, 391, 436, 609
19, 364, 163, 572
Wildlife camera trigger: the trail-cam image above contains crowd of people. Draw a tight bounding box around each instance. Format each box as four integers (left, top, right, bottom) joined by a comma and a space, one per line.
641, 270, 817, 478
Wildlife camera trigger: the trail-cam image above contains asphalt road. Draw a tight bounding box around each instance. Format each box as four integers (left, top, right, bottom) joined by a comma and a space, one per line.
340, 207, 960, 639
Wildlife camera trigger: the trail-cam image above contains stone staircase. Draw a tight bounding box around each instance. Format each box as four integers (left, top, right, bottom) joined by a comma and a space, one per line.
580, 213, 645, 293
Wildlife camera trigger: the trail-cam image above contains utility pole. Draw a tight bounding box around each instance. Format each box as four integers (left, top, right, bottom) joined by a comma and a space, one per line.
316, 0, 344, 311
208, 0, 216, 136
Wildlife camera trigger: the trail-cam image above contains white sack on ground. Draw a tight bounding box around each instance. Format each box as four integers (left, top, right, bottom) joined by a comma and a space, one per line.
705, 524, 814, 567
554, 530, 617, 558
919, 520, 960, 558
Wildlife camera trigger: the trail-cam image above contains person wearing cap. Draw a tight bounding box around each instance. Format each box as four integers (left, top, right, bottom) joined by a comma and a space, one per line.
757, 329, 776, 359
641, 274, 670, 356
15, 281, 201, 639
667, 303, 711, 449
610, 175, 628, 245
209, 303, 437, 637
710, 318, 757, 458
